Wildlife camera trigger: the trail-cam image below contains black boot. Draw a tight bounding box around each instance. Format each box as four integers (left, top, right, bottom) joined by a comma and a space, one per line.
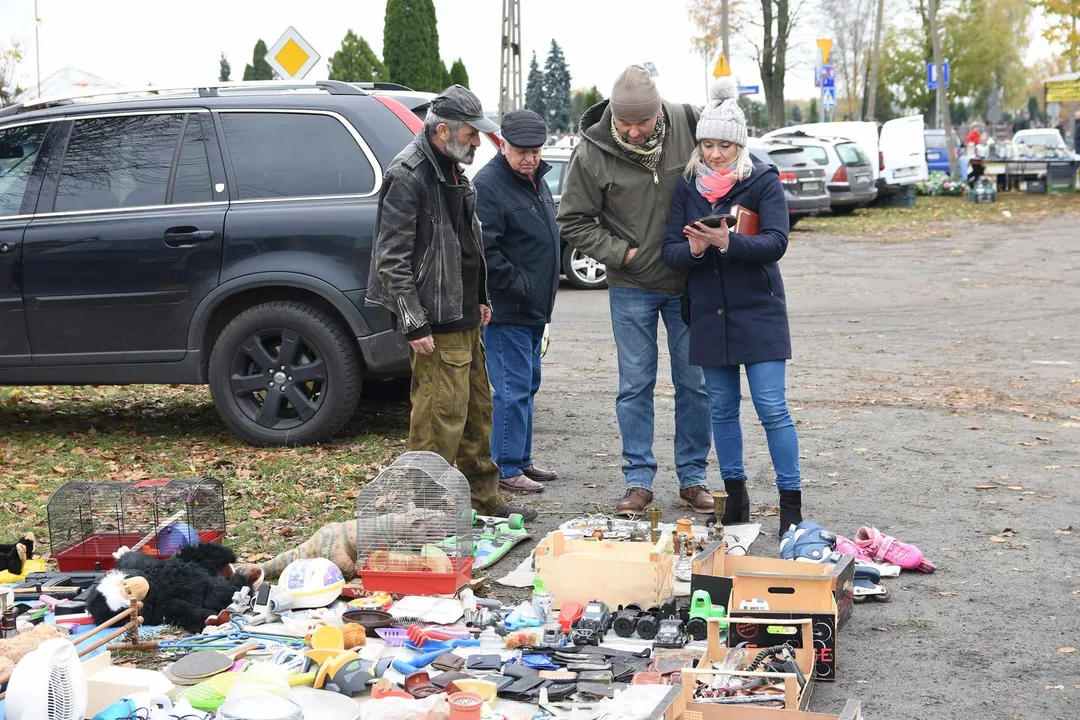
721, 479, 750, 525
778, 489, 803, 537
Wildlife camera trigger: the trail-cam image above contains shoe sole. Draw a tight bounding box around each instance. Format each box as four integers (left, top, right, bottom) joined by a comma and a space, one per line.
614, 507, 648, 517
499, 483, 545, 494
679, 498, 715, 514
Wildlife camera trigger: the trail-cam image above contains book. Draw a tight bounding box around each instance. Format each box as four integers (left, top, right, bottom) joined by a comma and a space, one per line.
730, 204, 759, 235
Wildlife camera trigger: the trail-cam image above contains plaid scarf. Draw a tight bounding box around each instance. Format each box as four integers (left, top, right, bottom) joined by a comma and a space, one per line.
610, 111, 666, 171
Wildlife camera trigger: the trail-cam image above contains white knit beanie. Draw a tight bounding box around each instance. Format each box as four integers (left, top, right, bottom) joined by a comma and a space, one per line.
696, 78, 747, 146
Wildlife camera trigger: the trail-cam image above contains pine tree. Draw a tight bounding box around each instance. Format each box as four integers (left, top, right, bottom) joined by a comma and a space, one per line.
525, 52, 547, 118
791, 104, 802, 123
328, 30, 388, 83
218, 53, 231, 82
809, 97, 819, 121
449, 58, 470, 88
242, 40, 274, 81
384, 0, 442, 91
441, 62, 452, 90
543, 40, 572, 133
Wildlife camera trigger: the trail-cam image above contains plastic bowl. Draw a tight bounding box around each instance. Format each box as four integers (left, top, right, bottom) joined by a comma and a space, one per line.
340, 609, 394, 630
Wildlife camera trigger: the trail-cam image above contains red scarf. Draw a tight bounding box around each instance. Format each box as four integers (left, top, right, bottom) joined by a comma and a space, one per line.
696, 162, 737, 203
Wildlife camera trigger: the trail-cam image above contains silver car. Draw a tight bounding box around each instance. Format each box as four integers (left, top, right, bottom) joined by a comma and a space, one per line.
762, 131, 878, 214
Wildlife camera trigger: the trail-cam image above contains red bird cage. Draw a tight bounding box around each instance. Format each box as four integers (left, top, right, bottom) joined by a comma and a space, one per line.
48, 477, 226, 571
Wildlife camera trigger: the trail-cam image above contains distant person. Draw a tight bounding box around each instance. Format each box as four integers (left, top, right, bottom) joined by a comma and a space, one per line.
366, 85, 536, 523
557, 65, 714, 517
661, 78, 804, 536
1012, 110, 1031, 135
1074, 111, 1080, 151
965, 122, 983, 147
473, 110, 561, 495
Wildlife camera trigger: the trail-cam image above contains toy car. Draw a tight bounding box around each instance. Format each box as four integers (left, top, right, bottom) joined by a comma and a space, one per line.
635, 596, 678, 640
542, 622, 565, 646
576, 600, 612, 641
685, 589, 727, 641
612, 603, 645, 638
652, 618, 688, 648
570, 627, 601, 646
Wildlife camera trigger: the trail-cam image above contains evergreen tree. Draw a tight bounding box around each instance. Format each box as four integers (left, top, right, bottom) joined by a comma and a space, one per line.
791, 104, 802, 123
328, 30, 388, 83
543, 40, 572, 133
449, 58, 470, 88
569, 85, 603, 131
441, 62, 452, 91
218, 53, 231, 82
809, 97, 819, 121
242, 40, 274, 81
383, 0, 443, 91
525, 52, 547, 118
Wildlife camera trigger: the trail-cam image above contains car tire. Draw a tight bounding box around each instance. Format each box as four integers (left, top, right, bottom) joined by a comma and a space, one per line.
831, 206, 857, 216
562, 246, 607, 290
208, 300, 361, 447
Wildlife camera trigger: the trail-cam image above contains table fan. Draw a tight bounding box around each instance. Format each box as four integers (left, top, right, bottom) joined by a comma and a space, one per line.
5, 638, 87, 720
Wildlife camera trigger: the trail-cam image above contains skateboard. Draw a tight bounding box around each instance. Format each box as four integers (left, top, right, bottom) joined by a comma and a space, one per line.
441, 510, 531, 571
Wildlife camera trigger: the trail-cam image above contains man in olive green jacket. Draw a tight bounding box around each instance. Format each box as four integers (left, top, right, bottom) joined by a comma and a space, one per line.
556, 65, 713, 516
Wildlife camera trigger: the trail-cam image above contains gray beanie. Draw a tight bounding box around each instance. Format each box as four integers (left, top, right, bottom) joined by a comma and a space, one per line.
610, 65, 662, 121
697, 78, 747, 146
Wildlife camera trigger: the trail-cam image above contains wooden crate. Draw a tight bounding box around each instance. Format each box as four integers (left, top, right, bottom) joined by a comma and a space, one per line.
534, 530, 674, 609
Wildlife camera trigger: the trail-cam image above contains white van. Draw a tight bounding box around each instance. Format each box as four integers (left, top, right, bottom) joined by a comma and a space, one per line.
764, 116, 929, 193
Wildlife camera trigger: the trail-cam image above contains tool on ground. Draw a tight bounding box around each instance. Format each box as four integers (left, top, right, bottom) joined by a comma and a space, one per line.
169, 642, 259, 680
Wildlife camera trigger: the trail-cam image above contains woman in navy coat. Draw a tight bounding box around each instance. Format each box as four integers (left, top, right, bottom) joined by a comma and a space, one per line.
662, 78, 804, 536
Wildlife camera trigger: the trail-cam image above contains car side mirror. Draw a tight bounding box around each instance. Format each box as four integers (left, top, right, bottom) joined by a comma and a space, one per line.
0, 143, 24, 160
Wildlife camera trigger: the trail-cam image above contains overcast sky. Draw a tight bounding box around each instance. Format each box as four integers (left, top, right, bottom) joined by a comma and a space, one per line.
1, 0, 1054, 109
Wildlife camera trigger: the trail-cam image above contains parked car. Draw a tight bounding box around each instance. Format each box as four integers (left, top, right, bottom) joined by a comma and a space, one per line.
540, 146, 607, 290
1009, 129, 1074, 159
0, 80, 426, 447
764, 117, 929, 197
759, 131, 877, 214
747, 140, 830, 226
924, 129, 962, 174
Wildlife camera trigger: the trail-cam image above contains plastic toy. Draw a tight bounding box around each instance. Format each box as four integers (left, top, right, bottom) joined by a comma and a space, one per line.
570, 601, 610, 645
635, 596, 678, 640
279, 558, 345, 610
652, 618, 688, 648
556, 603, 584, 635
612, 604, 645, 638
685, 590, 727, 640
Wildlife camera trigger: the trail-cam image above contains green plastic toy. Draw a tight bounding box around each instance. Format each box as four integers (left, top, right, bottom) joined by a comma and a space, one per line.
686, 589, 727, 640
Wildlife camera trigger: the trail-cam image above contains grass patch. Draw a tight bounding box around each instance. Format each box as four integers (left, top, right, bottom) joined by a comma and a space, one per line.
897, 617, 934, 630
796, 192, 1080, 241
0, 384, 409, 562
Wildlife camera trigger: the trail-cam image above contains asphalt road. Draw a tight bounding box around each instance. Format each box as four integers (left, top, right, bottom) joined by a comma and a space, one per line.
492, 212, 1080, 720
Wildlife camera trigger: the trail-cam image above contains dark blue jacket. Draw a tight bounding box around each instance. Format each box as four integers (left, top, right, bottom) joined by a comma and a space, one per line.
473, 153, 561, 326
662, 159, 791, 367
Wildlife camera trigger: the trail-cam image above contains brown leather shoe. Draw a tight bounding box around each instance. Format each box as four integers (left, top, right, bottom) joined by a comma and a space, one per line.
615, 488, 654, 516
679, 486, 715, 513
522, 465, 558, 481
499, 474, 545, 493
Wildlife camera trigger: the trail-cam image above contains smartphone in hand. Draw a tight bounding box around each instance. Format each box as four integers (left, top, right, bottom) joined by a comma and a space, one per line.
692, 213, 738, 229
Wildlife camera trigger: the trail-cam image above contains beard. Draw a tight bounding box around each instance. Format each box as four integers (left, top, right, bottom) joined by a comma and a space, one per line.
446, 134, 477, 165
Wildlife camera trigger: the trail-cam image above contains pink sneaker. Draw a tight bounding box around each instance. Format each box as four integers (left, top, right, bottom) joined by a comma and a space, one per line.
834, 534, 874, 563
855, 526, 935, 572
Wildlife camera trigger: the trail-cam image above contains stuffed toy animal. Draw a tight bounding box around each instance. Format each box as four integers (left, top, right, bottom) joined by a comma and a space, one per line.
85, 543, 263, 634
0, 623, 67, 685
1, 533, 35, 575
237, 507, 444, 581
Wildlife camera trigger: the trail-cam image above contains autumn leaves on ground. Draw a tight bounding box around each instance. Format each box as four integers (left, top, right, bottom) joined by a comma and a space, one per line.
0, 384, 410, 563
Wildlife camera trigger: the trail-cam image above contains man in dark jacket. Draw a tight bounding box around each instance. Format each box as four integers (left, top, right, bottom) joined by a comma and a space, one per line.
473, 110, 561, 495
366, 85, 535, 522
1074, 111, 1080, 152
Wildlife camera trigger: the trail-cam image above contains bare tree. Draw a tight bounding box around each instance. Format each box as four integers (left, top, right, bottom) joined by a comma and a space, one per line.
688, 1, 745, 71
819, 0, 876, 119
866, 0, 885, 120
927, 0, 957, 177
0, 41, 24, 107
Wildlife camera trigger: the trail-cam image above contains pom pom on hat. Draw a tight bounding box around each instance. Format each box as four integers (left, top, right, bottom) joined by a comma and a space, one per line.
696, 78, 748, 146
709, 77, 739, 105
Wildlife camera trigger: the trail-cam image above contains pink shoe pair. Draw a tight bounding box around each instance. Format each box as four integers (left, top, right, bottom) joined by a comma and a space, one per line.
834, 526, 935, 573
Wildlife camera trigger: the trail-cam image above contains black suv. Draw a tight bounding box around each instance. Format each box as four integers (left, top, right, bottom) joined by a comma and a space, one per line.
0, 80, 423, 446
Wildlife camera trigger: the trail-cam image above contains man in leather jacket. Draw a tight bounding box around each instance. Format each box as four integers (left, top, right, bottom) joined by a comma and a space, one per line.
367, 85, 536, 521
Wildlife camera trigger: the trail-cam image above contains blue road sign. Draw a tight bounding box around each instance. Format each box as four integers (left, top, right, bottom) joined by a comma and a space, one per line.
822, 87, 837, 110
738, 85, 760, 96
927, 61, 950, 89
821, 65, 835, 89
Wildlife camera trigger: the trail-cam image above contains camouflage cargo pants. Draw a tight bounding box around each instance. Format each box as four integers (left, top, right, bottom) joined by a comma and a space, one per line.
409, 326, 504, 514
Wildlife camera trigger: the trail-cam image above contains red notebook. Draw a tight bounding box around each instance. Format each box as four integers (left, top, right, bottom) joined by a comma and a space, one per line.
731, 204, 759, 235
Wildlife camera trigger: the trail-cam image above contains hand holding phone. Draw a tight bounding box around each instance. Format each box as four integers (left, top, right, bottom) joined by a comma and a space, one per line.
691, 213, 738, 230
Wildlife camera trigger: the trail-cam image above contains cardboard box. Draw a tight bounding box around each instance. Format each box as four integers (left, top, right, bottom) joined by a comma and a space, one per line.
678, 700, 863, 720
534, 530, 674, 609
681, 616, 816, 717
83, 651, 175, 717
690, 543, 854, 681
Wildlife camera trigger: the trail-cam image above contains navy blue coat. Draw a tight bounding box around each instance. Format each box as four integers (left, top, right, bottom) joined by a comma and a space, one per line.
662, 159, 791, 367
473, 153, 561, 326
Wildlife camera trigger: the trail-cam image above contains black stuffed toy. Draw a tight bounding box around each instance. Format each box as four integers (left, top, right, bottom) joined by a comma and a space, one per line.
85, 543, 263, 633
1, 533, 34, 575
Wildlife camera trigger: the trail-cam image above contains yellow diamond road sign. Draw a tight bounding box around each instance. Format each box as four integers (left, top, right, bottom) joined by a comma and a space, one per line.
267, 26, 320, 80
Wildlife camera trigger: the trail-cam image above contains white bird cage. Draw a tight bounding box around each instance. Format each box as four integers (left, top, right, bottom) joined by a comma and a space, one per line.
355, 451, 475, 594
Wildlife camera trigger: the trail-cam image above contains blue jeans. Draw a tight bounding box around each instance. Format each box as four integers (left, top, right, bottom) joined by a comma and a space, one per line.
608, 286, 711, 491
484, 323, 544, 479
702, 360, 801, 490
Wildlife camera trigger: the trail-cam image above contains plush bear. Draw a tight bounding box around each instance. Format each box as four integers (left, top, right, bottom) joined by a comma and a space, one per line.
1, 533, 35, 575
85, 543, 263, 634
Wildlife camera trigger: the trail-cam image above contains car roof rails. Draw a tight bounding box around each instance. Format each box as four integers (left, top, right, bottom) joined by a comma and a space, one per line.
9, 80, 365, 116
352, 82, 414, 91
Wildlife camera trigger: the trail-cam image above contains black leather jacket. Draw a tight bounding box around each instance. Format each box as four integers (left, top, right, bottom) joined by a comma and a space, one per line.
365, 132, 488, 335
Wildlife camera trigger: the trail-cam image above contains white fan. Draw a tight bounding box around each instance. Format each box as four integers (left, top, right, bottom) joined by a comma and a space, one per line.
5, 638, 88, 720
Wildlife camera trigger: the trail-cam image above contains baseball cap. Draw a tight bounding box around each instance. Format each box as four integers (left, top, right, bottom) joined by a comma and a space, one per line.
430, 85, 500, 133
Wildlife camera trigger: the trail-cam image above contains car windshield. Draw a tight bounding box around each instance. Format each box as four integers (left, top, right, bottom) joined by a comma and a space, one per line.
767, 147, 812, 168
836, 143, 866, 166
1016, 133, 1064, 148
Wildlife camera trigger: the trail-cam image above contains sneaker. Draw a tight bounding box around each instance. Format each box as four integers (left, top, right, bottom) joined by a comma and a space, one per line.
615, 488, 653, 516
493, 502, 538, 523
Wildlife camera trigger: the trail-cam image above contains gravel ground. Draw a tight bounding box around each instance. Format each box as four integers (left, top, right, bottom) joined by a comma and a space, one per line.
492, 212, 1080, 720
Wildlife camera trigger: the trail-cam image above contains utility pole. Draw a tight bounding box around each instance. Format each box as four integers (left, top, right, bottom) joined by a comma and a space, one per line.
927, 0, 958, 178
721, 0, 730, 63
34, 0, 42, 98
866, 0, 884, 121
498, 0, 522, 120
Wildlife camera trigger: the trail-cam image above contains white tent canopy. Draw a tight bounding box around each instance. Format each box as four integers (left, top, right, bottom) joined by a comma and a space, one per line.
14, 67, 122, 104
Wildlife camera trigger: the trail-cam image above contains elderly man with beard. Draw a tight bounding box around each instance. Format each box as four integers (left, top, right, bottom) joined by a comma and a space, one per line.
367, 85, 536, 522
557, 66, 713, 517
